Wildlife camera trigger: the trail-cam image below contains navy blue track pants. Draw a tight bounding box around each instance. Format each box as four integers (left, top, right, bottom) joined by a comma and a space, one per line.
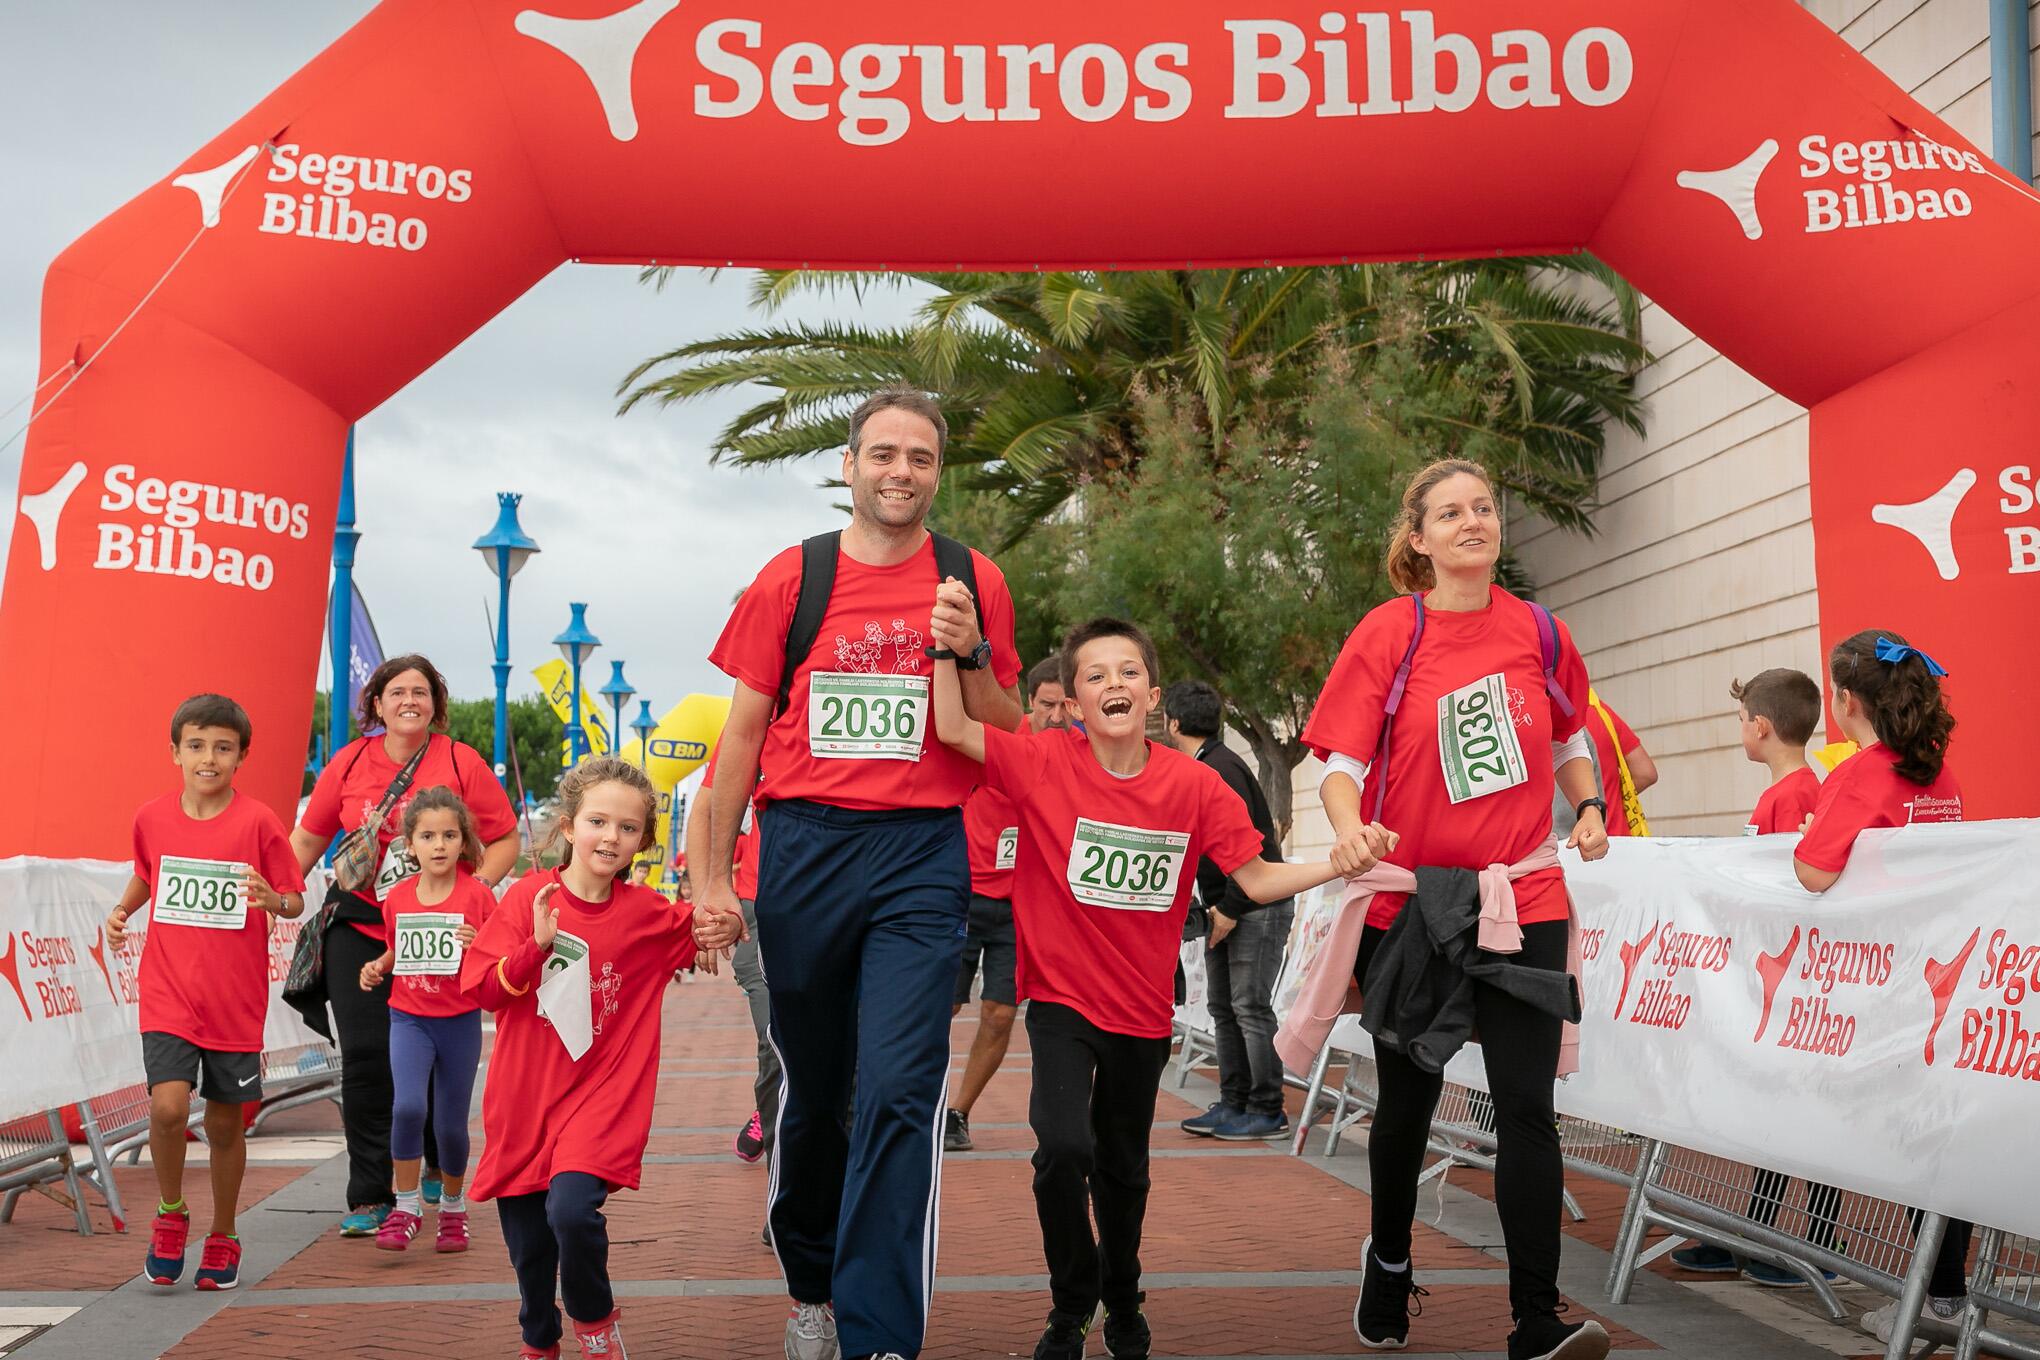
756, 799, 967, 1360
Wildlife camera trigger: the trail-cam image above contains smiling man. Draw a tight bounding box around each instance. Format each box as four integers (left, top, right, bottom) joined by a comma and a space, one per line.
698, 386, 1023, 1360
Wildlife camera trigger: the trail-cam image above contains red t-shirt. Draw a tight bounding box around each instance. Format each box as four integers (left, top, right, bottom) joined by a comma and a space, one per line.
709, 536, 1022, 810
1584, 699, 1643, 837
1795, 746, 1964, 873
301, 733, 517, 940
983, 725, 1263, 1039
700, 744, 760, 901
1302, 588, 1592, 929
461, 870, 697, 1199
964, 783, 1020, 900
131, 791, 306, 1052
1746, 766, 1822, 836
380, 875, 496, 1018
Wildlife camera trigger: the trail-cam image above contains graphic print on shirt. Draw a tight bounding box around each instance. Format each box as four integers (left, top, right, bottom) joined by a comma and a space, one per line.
591, 961, 623, 1036
810, 615, 930, 761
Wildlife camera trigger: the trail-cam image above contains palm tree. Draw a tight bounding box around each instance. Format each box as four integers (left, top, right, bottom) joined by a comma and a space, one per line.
618, 260, 1648, 540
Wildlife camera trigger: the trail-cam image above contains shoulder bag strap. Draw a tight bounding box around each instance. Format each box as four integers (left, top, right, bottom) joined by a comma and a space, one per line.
1529, 601, 1577, 721
1368, 594, 1426, 823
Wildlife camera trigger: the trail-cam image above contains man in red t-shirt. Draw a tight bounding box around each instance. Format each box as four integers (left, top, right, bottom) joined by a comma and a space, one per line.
700, 387, 1023, 1360
105, 694, 305, 1294
944, 657, 1069, 1154
927, 615, 1371, 1360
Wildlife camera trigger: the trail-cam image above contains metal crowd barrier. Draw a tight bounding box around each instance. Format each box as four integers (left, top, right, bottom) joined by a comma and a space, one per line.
1960, 1231, 2040, 1360
0, 1110, 93, 1235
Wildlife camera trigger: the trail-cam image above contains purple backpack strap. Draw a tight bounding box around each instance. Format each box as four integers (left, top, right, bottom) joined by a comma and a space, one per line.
1530, 601, 1576, 720
1368, 594, 1426, 822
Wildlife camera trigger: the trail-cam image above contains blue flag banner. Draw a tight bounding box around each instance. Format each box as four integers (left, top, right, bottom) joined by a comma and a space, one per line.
334, 579, 385, 726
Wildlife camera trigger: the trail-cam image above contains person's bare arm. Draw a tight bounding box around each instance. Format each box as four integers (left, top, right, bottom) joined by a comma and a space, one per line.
1795, 857, 1842, 893
932, 577, 1023, 732
684, 781, 714, 895
1624, 742, 1659, 793
289, 826, 330, 877
1556, 756, 1609, 860
1232, 832, 1393, 903
104, 874, 151, 949
931, 658, 986, 764
699, 681, 771, 952
477, 832, 517, 888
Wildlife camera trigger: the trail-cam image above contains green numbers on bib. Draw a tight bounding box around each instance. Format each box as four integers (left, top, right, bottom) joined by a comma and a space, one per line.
1066, 818, 1190, 912
1436, 673, 1529, 804
394, 912, 463, 976
807, 672, 929, 761
996, 826, 1019, 872
154, 857, 249, 930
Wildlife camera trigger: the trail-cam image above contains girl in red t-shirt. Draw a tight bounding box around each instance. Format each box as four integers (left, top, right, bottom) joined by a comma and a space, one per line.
1302, 459, 1611, 1360
357, 789, 494, 1256
460, 758, 722, 1360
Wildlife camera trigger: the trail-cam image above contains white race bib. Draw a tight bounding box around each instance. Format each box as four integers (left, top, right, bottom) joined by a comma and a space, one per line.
536, 928, 594, 1061
394, 911, 463, 976
154, 856, 248, 930
373, 835, 420, 901
1066, 818, 1189, 912
996, 826, 1019, 872
1436, 672, 1529, 804
807, 672, 928, 761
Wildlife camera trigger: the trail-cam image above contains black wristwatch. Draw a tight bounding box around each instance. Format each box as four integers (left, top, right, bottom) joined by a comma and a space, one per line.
954, 638, 993, 671
1574, 796, 1608, 821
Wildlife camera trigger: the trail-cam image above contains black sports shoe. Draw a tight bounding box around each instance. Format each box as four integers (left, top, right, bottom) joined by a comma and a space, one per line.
944, 1108, 974, 1152
1102, 1297, 1150, 1359
1507, 1310, 1610, 1360
1354, 1235, 1426, 1350
1033, 1310, 1091, 1360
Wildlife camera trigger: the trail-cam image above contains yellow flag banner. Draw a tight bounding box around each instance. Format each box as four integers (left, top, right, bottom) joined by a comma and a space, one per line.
532, 658, 617, 757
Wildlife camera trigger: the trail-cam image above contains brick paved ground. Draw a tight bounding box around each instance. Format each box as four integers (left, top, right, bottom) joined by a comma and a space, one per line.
0, 974, 1976, 1358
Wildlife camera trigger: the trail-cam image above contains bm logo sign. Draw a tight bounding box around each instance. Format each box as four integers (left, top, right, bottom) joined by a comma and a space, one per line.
650, 738, 708, 762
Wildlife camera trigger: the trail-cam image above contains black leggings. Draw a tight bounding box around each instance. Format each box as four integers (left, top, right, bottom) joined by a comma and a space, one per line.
1358, 919, 1569, 1322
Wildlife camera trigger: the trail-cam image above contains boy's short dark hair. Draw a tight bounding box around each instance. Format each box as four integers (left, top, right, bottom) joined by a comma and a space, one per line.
170, 694, 252, 750
1026, 656, 1063, 701
1058, 617, 1160, 693
1162, 680, 1223, 739
1730, 668, 1822, 746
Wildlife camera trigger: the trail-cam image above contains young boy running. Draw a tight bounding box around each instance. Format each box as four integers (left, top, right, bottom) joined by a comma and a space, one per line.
105, 694, 306, 1291
930, 608, 1388, 1359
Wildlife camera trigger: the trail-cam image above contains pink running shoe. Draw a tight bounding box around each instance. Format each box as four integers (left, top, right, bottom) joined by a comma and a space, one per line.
517, 1344, 560, 1359
436, 1209, 471, 1253
572, 1309, 628, 1357
375, 1207, 421, 1251
735, 1110, 765, 1162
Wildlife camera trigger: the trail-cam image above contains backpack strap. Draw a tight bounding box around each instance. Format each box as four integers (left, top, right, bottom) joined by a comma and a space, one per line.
929, 531, 987, 653
776, 532, 842, 719
1528, 601, 1577, 721
1368, 594, 1427, 823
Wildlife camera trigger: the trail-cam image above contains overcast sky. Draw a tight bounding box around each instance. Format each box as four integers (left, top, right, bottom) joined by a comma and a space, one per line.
0, 3, 919, 714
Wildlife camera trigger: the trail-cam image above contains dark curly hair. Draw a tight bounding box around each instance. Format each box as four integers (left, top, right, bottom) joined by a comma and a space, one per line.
1828, 629, 1955, 786
357, 654, 451, 736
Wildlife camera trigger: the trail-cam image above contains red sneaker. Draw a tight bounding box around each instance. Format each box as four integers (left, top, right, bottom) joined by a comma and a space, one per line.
436, 1209, 470, 1253
194, 1233, 242, 1291
572, 1309, 628, 1357
375, 1207, 421, 1251
144, 1208, 190, 1285
517, 1345, 561, 1360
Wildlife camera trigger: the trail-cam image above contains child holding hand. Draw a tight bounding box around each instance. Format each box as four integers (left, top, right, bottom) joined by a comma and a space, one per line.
460, 758, 723, 1360
357, 788, 495, 1254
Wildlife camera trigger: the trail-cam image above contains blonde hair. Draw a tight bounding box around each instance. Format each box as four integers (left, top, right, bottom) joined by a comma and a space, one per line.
402, 787, 484, 868
541, 757, 659, 868
1383, 458, 1496, 594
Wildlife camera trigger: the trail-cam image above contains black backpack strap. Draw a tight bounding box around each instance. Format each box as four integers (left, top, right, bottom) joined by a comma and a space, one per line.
776, 532, 842, 718
929, 531, 987, 646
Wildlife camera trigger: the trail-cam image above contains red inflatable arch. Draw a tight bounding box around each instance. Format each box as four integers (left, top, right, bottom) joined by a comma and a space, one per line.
9, 0, 2040, 856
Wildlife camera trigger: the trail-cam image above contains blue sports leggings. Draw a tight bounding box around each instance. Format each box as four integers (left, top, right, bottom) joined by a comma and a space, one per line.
389, 1007, 482, 1175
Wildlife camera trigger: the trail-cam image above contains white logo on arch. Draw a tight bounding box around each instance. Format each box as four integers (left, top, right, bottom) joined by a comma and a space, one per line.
15, 461, 87, 570
1872, 467, 1976, 581
1677, 138, 1780, 240
172, 145, 260, 228
515, 0, 680, 142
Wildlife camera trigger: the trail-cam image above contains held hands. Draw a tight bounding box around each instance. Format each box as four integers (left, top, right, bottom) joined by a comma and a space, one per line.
533, 882, 561, 952
1331, 822, 1399, 879
930, 576, 980, 655
690, 882, 747, 975
359, 955, 389, 991
1567, 806, 1610, 861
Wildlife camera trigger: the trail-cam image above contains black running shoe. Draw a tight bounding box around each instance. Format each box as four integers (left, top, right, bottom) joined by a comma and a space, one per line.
1102, 1297, 1150, 1359
1507, 1310, 1610, 1360
1353, 1235, 1427, 1350
1033, 1310, 1091, 1360
944, 1108, 973, 1152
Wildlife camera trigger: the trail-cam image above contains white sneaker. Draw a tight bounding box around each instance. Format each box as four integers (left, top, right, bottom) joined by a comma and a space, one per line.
784, 1301, 840, 1360
1860, 1294, 1964, 1343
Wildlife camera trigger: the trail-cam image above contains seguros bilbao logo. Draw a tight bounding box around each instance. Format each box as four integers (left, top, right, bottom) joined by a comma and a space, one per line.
1679, 132, 1987, 241
1926, 927, 2040, 1082
1751, 926, 1894, 1058
1611, 920, 1730, 1031
1867, 464, 2040, 583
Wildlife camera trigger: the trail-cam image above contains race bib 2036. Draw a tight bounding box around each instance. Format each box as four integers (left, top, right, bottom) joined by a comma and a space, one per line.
154, 856, 248, 930
1066, 818, 1189, 912
1437, 673, 1529, 804
807, 672, 928, 761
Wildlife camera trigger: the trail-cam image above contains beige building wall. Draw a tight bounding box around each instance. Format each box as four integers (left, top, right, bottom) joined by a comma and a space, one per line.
1289, 0, 2030, 855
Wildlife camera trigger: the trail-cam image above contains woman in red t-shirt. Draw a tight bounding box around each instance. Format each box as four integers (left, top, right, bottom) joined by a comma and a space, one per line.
1304, 459, 1611, 1360
289, 654, 518, 1236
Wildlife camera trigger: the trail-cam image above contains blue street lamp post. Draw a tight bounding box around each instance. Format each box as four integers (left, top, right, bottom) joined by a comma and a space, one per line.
553, 604, 601, 763
599, 661, 636, 768
630, 700, 657, 772
327, 428, 360, 766
474, 493, 540, 788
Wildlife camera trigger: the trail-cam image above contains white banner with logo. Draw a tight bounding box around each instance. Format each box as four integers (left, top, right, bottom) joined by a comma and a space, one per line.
0, 856, 332, 1123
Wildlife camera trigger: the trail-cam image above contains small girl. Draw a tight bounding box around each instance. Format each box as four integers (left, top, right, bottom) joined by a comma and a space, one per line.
1792, 628, 1972, 1339
460, 757, 722, 1360
357, 788, 494, 1254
